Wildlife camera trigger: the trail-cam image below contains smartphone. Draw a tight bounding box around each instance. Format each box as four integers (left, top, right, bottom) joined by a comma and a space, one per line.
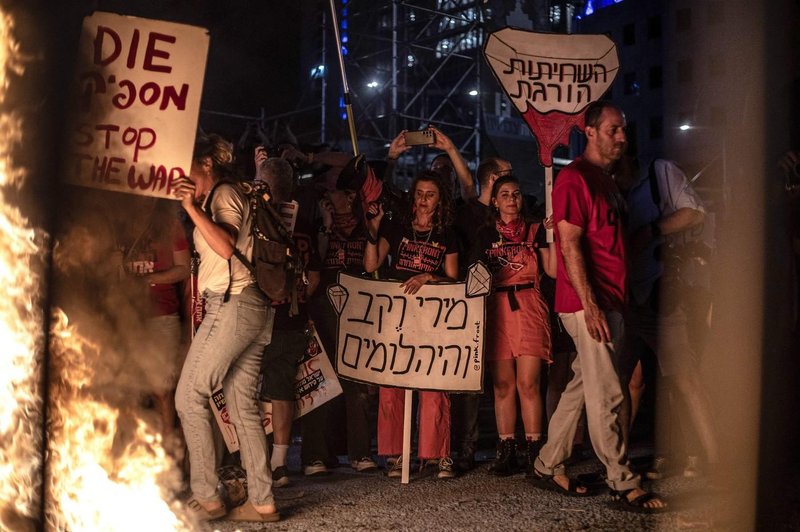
404, 129, 435, 146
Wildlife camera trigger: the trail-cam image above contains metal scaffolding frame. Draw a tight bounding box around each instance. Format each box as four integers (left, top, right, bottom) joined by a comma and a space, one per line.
326, 0, 486, 184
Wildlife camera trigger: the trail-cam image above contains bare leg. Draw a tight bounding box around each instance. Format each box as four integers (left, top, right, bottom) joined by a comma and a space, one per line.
516, 356, 544, 435
491, 360, 517, 435
271, 400, 295, 447
628, 361, 646, 428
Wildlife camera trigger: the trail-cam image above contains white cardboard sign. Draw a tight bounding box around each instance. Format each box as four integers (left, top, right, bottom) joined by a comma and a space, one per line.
65, 12, 209, 198
484, 29, 619, 115
328, 270, 489, 393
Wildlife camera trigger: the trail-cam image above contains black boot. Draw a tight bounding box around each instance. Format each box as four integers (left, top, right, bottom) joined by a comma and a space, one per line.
523, 438, 543, 478
488, 438, 517, 476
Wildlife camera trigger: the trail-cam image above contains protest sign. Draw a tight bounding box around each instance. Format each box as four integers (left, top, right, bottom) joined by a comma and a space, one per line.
260, 327, 343, 435
327, 265, 490, 393
209, 327, 342, 450
484, 29, 619, 240
65, 12, 209, 199
484, 29, 619, 166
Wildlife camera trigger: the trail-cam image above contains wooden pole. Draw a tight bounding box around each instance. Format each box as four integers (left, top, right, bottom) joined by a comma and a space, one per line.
545, 165, 554, 243
401, 389, 412, 484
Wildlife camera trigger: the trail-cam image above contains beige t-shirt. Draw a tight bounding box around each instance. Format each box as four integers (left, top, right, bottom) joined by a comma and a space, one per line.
195, 183, 255, 295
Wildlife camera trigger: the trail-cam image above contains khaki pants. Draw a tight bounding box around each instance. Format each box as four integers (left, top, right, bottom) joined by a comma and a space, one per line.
535, 310, 639, 491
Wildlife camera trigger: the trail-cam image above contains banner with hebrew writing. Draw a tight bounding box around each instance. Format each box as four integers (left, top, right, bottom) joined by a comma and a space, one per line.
328, 267, 491, 393
484, 29, 619, 166
65, 12, 209, 198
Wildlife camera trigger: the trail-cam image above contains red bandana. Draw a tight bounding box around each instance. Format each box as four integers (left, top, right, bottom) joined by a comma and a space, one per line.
496, 217, 525, 243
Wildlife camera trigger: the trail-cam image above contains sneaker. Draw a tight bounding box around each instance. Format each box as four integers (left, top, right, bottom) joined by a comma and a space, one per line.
437, 457, 456, 479
350, 457, 378, 472
303, 460, 329, 476
683, 455, 700, 478
488, 438, 517, 476
387, 456, 403, 478
272, 465, 290, 488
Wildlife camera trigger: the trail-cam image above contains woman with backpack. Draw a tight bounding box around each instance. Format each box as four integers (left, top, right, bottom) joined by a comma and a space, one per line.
469, 174, 556, 477
363, 170, 459, 479
173, 133, 279, 523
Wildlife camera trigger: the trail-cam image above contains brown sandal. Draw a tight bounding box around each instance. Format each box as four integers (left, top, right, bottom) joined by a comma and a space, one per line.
186, 497, 226, 521
228, 501, 281, 522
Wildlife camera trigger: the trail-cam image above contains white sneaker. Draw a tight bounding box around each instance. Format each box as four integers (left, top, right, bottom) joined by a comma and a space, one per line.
350, 457, 378, 472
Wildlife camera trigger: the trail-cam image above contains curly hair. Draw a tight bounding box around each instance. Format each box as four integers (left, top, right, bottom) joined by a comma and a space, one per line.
409, 170, 453, 231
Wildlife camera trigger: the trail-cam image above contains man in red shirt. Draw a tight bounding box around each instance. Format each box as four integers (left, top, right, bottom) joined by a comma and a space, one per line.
531, 101, 667, 512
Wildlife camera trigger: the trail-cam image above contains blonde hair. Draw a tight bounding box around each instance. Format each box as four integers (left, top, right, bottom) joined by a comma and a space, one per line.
193, 132, 234, 177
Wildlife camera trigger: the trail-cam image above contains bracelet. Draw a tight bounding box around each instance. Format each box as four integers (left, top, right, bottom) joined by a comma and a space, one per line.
366, 232, 378, 245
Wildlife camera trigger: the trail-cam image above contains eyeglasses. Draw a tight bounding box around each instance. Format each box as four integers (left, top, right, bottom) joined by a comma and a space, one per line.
496, 255, 524, 271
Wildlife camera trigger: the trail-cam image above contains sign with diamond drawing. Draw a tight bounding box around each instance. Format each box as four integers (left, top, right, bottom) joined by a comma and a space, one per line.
327, 266, 489, 393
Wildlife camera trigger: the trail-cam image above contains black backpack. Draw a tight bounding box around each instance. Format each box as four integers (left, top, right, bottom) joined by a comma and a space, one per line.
205, 180, 306, 315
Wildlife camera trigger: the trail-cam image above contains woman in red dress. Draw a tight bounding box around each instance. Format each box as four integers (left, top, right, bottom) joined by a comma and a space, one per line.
470, 175, 556, 476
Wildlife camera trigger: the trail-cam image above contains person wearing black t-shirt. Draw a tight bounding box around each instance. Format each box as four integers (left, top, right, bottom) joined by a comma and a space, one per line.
310, 186, 378, 472
364, 171, 459, 478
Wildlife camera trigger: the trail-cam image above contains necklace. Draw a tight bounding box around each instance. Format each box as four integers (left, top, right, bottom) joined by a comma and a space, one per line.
411, 224, 432, 268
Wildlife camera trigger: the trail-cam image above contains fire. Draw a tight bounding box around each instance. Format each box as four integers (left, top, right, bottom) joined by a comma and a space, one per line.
0, 8, 195, 531
46, 311, 191, 531
0, 8, 45, 531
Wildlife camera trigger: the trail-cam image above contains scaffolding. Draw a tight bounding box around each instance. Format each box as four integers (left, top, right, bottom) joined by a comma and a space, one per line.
318, 0, 486, 186
254, 1, 584, 191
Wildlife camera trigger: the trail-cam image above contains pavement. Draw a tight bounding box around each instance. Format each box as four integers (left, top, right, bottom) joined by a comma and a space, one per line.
202, 449, 730, 532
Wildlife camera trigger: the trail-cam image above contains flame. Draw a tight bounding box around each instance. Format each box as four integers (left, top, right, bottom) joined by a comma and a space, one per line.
0, 8, 195, 531
46, 311, 192, 531
0, 8, 45, 531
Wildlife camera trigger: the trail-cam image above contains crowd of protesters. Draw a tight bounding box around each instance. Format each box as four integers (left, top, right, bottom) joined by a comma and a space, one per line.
133, 99, 728, 521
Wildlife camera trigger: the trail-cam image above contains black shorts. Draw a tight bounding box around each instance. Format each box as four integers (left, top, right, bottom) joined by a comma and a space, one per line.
260, 327, 307, 401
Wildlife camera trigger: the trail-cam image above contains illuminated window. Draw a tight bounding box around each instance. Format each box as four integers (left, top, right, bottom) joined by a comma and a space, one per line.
550, 5, 562, 25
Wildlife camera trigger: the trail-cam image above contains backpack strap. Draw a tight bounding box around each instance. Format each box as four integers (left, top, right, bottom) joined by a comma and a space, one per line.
203, 180, 244, 303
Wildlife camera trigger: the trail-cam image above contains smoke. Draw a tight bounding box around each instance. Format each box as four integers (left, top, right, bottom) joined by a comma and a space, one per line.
51, 187, 187, 414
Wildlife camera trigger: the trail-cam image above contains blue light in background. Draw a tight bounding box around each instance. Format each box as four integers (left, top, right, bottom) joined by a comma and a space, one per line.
583, 0, 623, 16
